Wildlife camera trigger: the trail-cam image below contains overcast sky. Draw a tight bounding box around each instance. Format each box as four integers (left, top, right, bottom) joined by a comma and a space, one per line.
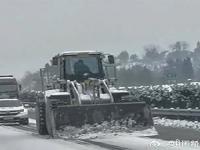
0, 0, 200, 79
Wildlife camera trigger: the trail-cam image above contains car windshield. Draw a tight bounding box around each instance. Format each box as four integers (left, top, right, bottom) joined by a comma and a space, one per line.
65, 55, 100, 75
0, 85, 18, 99
0, 85, 17, 93
0, 100, 22, 107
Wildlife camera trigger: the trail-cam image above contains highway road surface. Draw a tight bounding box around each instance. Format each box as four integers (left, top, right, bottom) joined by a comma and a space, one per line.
0, 122, 199, 150
0, 125, 106, 150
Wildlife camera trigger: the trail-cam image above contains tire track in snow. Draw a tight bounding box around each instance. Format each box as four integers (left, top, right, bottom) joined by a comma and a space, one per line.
81, 139, 130, 150
60, 136, 131, 150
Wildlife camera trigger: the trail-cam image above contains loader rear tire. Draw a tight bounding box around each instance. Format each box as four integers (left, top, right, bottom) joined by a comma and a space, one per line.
36, 102, 48, 135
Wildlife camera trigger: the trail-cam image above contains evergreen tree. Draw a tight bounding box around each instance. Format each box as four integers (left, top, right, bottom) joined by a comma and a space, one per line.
182, 57, 194, 80
117, 51, 129, 65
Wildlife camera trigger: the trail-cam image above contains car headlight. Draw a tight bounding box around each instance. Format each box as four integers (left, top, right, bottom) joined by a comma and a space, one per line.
17, 108, 28, 117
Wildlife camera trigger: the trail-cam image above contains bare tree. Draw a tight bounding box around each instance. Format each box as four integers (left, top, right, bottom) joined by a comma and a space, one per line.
142, 45, 167, 63
170, 41, 189, 51
130, 54, 139, 62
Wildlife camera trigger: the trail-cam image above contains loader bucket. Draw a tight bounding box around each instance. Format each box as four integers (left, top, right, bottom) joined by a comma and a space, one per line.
51, 102, 153, 130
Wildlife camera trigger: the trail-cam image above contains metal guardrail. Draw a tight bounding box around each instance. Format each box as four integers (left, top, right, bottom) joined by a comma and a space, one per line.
152, 108, 200, 117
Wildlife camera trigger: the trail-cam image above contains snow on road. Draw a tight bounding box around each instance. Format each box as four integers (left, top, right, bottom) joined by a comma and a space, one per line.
0, 126, 105, 150
154, 117, 200, 130
58, 121, 158, 139
1, 118, 199, 150
59, 124, 199, 150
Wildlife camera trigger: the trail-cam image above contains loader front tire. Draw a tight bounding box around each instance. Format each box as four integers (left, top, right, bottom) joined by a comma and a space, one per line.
36, 102, 48, 135
45, 100, 55, 137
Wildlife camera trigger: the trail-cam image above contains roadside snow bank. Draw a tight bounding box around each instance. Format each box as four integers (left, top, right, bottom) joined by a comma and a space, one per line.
154, 117, 200, 130
93, 134, 199, 150
29, 118, 36, 125
58, 121, 157, 139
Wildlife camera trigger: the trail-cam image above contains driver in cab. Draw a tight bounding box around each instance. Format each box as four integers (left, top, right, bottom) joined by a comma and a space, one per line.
74, 59, 91, 76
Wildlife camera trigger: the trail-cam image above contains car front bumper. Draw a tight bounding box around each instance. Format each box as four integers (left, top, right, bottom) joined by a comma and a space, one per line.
0, 112, 28, 124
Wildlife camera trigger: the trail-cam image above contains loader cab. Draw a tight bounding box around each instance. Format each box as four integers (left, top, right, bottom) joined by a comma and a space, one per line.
58, 51, 106, 82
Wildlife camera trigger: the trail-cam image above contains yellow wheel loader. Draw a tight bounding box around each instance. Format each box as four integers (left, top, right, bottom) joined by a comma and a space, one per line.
36, 51, 153, 136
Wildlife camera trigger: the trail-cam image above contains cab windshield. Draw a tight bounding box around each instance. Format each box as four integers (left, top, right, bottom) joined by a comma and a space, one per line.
64, 55, 104, 80
65, 56, 100, 75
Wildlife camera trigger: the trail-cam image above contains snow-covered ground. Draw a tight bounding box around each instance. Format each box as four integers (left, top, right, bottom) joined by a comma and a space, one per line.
57, 120, 199, 150
58, 124, 157, 139
1, 118, 199, 150
29, 118, 36, 125
58, 119, 157, 139
154, 117, 200, 130
92, 134, 199, 150
86, 119, 200, 150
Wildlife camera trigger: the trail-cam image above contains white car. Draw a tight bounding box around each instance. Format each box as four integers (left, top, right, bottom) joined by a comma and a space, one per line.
0, 99, 29, 125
